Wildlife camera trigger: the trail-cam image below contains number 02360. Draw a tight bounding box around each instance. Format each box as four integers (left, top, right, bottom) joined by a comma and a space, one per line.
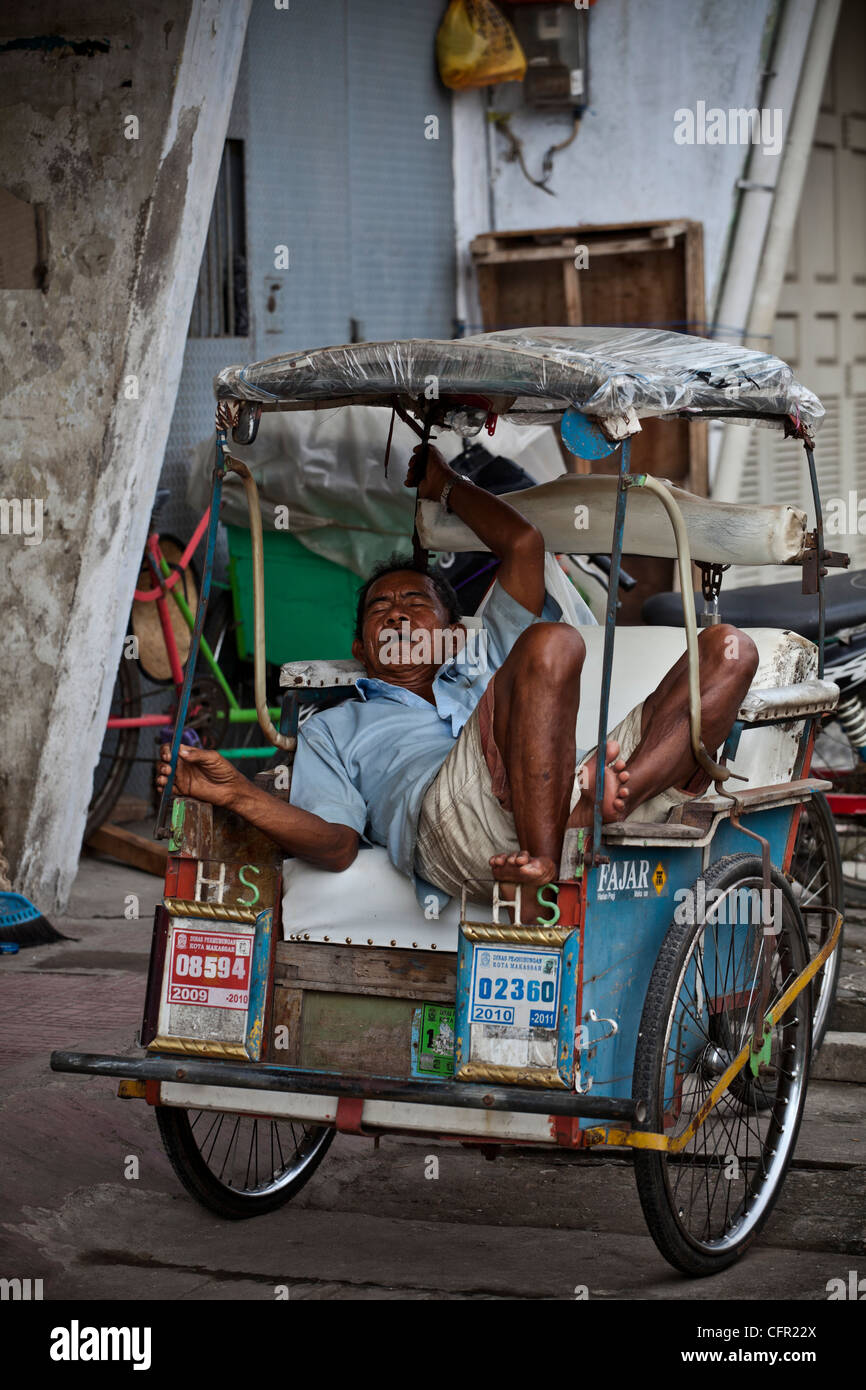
469, 947, 561, 1031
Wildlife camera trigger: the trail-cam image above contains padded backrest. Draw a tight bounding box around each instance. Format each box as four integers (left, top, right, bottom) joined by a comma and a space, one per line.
572, 625, 816, 788
416, 475, 808, 566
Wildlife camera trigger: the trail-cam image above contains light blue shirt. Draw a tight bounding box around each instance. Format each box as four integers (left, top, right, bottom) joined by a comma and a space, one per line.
289, 580, 587, 902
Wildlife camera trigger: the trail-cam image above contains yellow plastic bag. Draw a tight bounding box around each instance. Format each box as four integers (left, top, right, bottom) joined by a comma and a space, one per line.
436, 0, 527, 90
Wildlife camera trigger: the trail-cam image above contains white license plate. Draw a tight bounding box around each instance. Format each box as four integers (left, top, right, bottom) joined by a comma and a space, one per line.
470, 946, 561, 1032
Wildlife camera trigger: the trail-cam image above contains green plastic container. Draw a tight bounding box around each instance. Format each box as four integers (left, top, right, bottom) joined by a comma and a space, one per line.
226, 525, 359, 665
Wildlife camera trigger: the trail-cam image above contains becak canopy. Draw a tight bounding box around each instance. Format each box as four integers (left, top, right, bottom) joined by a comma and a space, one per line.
214, 326, 824, 435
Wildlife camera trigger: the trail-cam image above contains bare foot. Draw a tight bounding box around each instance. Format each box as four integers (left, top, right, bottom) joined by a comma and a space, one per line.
568, 738, 630, 828
489, 849, 557, 886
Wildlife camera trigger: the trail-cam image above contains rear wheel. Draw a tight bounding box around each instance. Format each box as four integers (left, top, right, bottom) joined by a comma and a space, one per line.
156, 1105, 333, 1219
633, 855, 811, 1276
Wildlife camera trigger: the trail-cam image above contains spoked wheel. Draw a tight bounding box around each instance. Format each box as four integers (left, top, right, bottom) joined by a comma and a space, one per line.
156, 1105, 334, 1218
633, 855, 811, 1277
85, 655, 142, 840
788, 793, 844, 1057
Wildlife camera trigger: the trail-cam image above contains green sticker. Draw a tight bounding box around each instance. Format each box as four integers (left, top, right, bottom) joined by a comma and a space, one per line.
169, 797, 186, 852
749, 1020, 773, 1077
412, 1002, 455, 1078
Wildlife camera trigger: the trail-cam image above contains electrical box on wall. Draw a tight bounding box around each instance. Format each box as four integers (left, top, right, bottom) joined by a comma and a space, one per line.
506, 2, 590, 110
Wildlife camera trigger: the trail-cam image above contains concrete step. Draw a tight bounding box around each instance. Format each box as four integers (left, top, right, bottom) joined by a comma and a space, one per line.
829, 915, 866, 1031
811, 1030, 866, 1084
831, 995, 866, 1031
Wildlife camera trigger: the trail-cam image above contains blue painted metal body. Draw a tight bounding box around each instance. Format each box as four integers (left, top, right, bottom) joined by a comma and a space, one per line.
575, 803, 795, 1125
591, 437, 632, 854
246, 905, 274, 1060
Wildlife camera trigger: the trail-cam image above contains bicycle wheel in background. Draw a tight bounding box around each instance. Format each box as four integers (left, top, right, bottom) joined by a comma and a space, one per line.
199, 587, 284, 774
813, 715, 866, 904
788, 792, 844, 1056
130, 535, 199, 684
85, 654, 142, 839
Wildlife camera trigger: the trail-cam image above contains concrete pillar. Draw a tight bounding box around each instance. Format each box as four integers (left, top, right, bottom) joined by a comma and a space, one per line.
0, 0, 251, 910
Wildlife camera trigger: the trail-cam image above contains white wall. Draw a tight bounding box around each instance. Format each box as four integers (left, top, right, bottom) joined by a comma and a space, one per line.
453, 0, 776, 333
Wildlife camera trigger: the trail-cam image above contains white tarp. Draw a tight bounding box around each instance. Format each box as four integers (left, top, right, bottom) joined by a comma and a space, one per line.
187, 403, 567, 577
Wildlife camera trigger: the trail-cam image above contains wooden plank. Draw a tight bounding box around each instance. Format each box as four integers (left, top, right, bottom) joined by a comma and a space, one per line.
683, 221, 706, 333
473, 236, 675, 266
270, 984, 303, 1064
470, 219, 683, 244
298, 992, 419, 1078
85, 824, 168, 877
562, 258, 582, 327
683, 221, 709, 497
274, 941, 457, 1001
586, 236, 675, 256
475, 262, 499, 333
170, 798, 213, 858
474, 242, 581, 265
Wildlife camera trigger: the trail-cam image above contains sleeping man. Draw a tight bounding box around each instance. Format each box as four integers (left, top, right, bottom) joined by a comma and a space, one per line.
156, 445, 758, 904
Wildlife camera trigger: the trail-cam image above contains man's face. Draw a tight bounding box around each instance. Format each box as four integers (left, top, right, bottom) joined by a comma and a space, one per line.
352, 570, 464, 684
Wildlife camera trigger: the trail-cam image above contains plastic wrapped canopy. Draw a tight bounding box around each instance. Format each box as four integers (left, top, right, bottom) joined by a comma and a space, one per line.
214, 327, 824, 434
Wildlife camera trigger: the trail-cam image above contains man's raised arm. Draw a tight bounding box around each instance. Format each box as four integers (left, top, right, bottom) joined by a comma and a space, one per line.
156, 745, 359, 872
406, 445, 546, 616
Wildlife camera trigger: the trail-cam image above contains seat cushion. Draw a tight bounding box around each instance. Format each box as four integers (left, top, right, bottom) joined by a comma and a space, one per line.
282, 847, 476, 951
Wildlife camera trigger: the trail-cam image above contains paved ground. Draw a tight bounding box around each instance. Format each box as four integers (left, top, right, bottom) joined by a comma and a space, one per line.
1, 849, 864, 1302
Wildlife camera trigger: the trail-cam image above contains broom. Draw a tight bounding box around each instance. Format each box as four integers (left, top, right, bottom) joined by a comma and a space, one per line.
0, 834, 66, 949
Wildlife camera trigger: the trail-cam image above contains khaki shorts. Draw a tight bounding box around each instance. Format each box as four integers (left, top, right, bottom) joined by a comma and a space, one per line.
415, 695, 695, 900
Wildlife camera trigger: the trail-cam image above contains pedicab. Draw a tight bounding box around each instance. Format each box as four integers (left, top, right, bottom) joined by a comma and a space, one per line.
52, 327, 846, 1277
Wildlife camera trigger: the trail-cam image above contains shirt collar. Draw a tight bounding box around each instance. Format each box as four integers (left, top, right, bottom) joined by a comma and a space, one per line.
355, 675, 440, 709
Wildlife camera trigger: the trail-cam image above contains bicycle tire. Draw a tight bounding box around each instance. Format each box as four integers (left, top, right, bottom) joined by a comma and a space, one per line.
85, 655, 142, 839
155, 1104, 334, 1219
633, 854, 811, 1276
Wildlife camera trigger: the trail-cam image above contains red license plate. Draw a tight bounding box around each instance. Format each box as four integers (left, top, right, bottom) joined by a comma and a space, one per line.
167, 927, 253, 1011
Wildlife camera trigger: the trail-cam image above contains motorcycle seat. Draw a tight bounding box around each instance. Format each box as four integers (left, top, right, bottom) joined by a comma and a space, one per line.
642, 568, 866, 640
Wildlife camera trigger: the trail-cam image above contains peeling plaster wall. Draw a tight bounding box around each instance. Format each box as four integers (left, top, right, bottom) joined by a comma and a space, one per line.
0, 0, 250, 908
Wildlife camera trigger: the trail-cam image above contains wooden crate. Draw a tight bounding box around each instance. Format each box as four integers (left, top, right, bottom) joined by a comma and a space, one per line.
470, 220, 708, 621
270, 941, 458, 1078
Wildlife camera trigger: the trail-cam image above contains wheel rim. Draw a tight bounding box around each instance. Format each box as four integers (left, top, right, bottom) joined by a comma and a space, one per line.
87, 662, 140, 834
788, 801, 840, 1045
654, 878, 809, 1256
187, 1110, 330, 1198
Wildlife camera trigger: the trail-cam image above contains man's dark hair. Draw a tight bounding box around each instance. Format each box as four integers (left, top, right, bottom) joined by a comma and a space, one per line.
354, 553, 461, 640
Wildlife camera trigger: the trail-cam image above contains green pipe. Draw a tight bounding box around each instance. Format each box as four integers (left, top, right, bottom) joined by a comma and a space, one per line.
221, 747, 280, 760
228, 707, 281, 722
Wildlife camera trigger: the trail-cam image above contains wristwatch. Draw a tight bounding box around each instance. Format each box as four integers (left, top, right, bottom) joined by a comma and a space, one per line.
440, 477, 458, 512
